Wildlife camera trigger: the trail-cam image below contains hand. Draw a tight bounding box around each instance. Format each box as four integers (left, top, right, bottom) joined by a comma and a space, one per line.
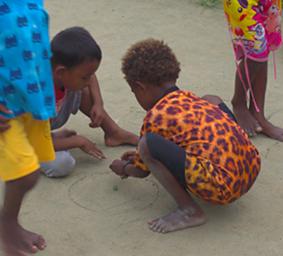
109, 159, 128, 178
0, 104, 12, 132
89, 104, 104, 128
121, 151, 136, 162
77, 135, 106, 159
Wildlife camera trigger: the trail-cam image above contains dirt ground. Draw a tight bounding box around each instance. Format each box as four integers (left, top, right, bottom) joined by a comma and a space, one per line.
1, 0, 283, 255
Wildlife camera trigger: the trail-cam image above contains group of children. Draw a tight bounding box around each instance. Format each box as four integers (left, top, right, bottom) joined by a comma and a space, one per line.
0, 0, 281, 255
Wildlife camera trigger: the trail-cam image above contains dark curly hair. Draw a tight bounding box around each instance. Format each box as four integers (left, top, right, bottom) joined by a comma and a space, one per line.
122, 39, 181, 86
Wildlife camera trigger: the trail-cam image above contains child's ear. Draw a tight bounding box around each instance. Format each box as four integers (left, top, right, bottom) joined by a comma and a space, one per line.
135, 81, 146, 91
54, 65, 67, 80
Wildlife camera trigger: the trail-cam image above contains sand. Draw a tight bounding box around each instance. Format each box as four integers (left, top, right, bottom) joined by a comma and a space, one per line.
1, 0, 283, 255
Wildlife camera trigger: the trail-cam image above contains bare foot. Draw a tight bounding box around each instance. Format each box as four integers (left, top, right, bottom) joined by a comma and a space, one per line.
233, 106, 262, 137
148, 207, 206, 233
104, 129, 139, 147
252, 115, 283, 141
0, 218, 46, 256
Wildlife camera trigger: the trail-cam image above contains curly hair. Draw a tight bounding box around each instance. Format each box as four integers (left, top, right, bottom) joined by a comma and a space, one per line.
122, 39, 181, 85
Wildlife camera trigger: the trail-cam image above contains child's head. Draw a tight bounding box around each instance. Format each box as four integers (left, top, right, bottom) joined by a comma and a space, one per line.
122, 39, 180, 110
51, 27, 102, 90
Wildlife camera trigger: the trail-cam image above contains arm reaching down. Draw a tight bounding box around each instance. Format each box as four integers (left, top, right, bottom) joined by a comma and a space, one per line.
52, 133, 106, 160
110, 159, 149, 179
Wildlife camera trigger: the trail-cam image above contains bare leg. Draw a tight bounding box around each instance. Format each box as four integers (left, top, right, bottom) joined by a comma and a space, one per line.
249, 61, 283, 141
79, 87, 139, 146
138, 136, 206, 233
0, 171, 46, 256
232, 59, 262, 137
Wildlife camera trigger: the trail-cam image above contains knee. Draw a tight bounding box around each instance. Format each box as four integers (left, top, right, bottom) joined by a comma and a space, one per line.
58, 154, 76, 177
138, 135, 154, 165
202, 95, 223, 105
42, 152, 76, 178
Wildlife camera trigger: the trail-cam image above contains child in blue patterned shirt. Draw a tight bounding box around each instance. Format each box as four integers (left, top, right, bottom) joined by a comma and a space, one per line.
0, 1, 56, 255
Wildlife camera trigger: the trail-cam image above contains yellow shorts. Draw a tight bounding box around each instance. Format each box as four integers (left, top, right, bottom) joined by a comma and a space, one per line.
0, 113, 55, 181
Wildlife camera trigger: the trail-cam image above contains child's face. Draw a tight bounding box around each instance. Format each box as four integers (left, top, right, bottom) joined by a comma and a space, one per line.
129, 81, 155, 111
56, 60, 100, 90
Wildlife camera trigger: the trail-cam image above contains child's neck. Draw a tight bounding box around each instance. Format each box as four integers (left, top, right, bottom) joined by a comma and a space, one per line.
150, 82, 178, 107
53, 77, 65, 91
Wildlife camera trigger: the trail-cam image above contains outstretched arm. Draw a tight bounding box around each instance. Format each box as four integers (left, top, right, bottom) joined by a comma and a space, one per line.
52, 133, 106, 160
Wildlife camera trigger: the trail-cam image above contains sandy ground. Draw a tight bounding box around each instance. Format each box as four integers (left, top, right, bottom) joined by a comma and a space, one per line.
1, 1, 283, 255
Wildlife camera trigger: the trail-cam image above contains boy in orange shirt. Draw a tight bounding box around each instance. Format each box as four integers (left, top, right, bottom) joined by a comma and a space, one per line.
110, 39, 261, 233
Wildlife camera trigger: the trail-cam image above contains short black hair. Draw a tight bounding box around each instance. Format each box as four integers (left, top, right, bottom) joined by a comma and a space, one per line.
51, 27, 102, 68
122, 39, 180, 85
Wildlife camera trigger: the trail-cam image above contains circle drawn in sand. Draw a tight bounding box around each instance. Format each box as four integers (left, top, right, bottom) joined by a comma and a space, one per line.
68, 173, 159, 215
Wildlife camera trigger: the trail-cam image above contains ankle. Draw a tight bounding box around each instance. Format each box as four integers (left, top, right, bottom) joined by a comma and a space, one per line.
179, 201, 202, 212
250, 111, 266, 122
0, 211, 19, 226
231, 99, 247, 110
105, 127, 125, 138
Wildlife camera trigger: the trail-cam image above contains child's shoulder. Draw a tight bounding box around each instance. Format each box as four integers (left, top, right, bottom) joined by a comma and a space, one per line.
158, 89, 196, 104
145, 89, 202, 120
160, 90, 206, 109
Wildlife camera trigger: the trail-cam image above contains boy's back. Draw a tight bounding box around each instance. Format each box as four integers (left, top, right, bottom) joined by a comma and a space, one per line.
135, 88, 260, 203
142, 89, 257, 159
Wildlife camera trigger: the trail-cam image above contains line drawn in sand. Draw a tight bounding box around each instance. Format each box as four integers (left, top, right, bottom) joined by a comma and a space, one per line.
68, 172, 160, 216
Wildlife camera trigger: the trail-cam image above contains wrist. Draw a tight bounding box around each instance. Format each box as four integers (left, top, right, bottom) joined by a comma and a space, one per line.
74, 135, 86, 147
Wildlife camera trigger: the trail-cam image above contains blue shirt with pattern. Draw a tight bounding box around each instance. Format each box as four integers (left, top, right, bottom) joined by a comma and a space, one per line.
0, 0, 56, 120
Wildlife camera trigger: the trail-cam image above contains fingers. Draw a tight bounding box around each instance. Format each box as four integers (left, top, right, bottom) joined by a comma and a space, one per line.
88, 151, 105, 160
0, 105, 12, 132
121, 151, 136, 161
109, 163, 118, 175
87, 147, 106, 160
90, 114, 103, 128
109, 163, 115, 172
0, 121, 10, 132
89, 122, 100, 128
109, 166, 124, 177
109, 160, 124, 177
89, 117, 103, 128
0, 104, 12, 114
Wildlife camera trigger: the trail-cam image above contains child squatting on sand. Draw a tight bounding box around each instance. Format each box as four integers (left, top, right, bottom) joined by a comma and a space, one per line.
110, 39, 261, 233
40, 27, 139, 178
